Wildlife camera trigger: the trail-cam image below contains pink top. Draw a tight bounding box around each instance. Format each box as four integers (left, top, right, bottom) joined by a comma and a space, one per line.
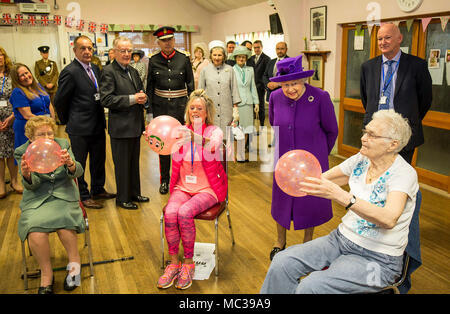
174, 126, 223, 201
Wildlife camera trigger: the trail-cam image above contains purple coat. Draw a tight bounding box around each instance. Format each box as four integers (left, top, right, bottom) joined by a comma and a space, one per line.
269, 84, 338, 230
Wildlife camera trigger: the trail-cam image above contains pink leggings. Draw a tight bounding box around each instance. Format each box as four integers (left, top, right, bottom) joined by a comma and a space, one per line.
164, 189, 217, 259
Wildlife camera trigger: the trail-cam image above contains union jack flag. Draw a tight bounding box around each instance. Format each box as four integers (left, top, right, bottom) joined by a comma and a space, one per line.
14, 14, 24, 26
2, 13, 12, 25
40, 15, 49, 26
65, 16, 73, 28
100, 23, 108, 34
76, 19, 85, 31
28, 14, 37, 26
53, 15, 62, 25
88, 22, 96, 33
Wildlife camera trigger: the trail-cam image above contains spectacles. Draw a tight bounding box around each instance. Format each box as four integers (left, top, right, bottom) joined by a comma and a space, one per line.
116, 49, 133, 54
361, 129, 392, 140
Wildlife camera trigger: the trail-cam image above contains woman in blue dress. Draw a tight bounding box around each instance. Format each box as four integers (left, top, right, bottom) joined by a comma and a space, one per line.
9, 63, 54, 149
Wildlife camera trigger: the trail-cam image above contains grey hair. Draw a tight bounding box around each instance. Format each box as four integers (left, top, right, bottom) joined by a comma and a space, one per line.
113, 36, 132, 49
372, 109, 411, 152
209, 46, 227, 61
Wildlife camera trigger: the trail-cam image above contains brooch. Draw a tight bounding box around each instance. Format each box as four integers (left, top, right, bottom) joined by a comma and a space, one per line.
308, 96, 314, 102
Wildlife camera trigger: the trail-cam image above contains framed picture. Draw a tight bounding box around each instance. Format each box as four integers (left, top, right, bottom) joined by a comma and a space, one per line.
310, 6, 327, 40
428, 49, 440, 69
308, 55, 324, 89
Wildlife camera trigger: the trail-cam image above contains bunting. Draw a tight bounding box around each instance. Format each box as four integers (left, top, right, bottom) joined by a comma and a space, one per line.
88, 21, 96, 33
421, 17, 432, 32
40, 14, 49, 26
2, 13, 12, 25
14, 13, 24, 26
406, 19, 414, 32
440, 16, 449, 32
0, 13, 200, 34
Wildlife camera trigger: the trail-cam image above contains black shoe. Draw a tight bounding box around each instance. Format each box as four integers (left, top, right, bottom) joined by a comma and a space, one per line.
38, 285, 54, 294
132, 195, 149, 202
116, 201, 138, 210
38, 278, 54, 294
63, 272, 80, 291
159, 182, 169, 195
269, 244, 286, 261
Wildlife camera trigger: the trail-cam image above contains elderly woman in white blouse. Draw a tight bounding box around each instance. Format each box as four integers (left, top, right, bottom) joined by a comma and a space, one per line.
261, 110, 419, 294
198, 40, 241, 135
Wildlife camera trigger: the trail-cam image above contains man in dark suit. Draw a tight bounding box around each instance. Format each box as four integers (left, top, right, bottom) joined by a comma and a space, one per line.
225, 40, 236, 66
248, 40, 270, 128
100, 36, 149, 210
54, 35, 115, 209
146, 26, 194, 195
360, 23, 432, 163
263, 41, 288, 103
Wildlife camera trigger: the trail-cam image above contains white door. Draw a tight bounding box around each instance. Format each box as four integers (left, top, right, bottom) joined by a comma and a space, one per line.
0, 25, 61, 74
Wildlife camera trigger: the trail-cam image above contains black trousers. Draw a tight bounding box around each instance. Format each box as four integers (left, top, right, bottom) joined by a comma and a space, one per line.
68, 132, 106, 201
399, 149, 414, 164
256, 86, 266, 126
159, 154, 171, 184
110, 137, 141, 203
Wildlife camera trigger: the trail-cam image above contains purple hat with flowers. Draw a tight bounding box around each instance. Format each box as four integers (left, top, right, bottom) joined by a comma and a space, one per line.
269, 55, 315, 82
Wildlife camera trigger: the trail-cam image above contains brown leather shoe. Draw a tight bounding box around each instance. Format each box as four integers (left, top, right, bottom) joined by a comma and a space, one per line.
82, 199, 103, 209
92, 191, 116, 200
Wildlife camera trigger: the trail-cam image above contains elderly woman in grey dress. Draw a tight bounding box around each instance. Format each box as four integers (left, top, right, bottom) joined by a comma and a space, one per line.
15, 116, 85, 294
198, 40, 241, 135
0, 46, 22, 198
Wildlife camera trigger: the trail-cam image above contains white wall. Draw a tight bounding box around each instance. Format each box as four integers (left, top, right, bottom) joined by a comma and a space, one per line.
0, 0, 213, 71
274, 0, 450, 98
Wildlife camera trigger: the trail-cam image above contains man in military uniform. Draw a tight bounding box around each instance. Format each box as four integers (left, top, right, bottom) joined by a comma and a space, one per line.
35, 45, 60, 122
146, 26, 194, 194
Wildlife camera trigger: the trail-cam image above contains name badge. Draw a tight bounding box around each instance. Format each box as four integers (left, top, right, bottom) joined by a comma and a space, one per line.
0, 100, 7, 107
379, 96, 387, 105
185, 175, 197, 184
94, 93, 100, 101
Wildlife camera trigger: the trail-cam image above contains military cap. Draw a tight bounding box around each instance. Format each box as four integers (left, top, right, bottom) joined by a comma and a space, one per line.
38, 46, 50, 53
153, 26, 175, 40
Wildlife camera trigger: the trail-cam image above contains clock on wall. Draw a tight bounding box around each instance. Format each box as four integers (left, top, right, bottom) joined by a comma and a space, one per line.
397, 0, 423, 12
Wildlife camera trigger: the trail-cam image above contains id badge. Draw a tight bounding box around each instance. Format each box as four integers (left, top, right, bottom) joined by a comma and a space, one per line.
0, 100, 7, 107
185, 175, 197, 184
94, 93, 100, 101
379, 96, 387, 105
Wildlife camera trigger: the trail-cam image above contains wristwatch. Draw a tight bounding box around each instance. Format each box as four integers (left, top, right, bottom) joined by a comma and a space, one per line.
345, 195, 356, 210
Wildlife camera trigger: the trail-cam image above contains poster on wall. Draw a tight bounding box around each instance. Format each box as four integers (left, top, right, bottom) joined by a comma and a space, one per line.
310, 6, 327, 40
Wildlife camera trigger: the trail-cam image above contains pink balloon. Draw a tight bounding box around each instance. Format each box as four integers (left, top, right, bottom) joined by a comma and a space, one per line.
24, 138, 62, 173
274, 149, 322, 197
144, 115, 182, 155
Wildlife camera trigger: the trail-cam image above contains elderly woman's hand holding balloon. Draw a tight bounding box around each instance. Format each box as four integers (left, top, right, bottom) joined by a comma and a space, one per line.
300, 176, 350, 206
60, 148, 76, 172
20, 155, 32, 182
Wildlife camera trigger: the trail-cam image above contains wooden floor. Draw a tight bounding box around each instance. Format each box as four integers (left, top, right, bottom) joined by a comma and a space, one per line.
0, 124, 449, 294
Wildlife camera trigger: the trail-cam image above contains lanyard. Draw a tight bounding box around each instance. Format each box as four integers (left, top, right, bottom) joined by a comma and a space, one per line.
190, 140, 197, 174
381, 60, 399, 96
88, 66, 99, 90
0, 76, 5, 96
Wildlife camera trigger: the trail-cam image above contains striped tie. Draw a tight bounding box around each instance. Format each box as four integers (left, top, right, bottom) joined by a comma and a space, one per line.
379, 60, 395, 110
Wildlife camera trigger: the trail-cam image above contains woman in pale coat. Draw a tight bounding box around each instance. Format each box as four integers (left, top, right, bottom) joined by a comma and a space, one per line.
191, 43, 209, 89
198, 40, 241, 135
231, 46, 259, 162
